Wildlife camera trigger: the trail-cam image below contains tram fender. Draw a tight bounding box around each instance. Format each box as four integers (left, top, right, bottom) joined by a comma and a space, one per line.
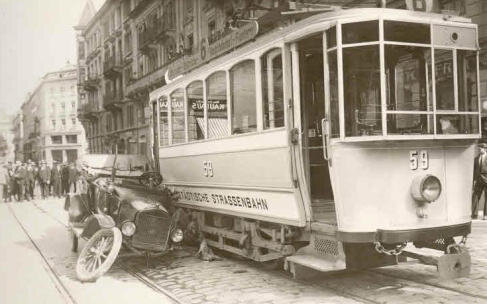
81, 214, 116, 239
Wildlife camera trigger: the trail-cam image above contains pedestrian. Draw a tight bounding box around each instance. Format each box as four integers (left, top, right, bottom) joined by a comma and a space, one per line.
472, 143, 487, 220
61, 163, 69, 195
14, 161, 28, 201
0, 163, 8, 203
26, 162, 35, 200
39, 161, 50, 199
7, 165, 16, 202
51, 162, 62, 198
68, 162, 78, 194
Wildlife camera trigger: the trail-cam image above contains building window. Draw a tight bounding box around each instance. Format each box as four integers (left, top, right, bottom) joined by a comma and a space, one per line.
61, 102, 65, 110
230, 60, 256, 134
52, 120, 56, 128
51, 136, 62, 144
62, 119, 66, 127
66, 135, 77, 144
159, 96, 169, 146
71, 101, 75, 109
72, 118, 76, 125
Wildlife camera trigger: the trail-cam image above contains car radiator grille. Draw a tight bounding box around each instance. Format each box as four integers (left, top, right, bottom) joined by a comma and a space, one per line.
132, 210, 171, 251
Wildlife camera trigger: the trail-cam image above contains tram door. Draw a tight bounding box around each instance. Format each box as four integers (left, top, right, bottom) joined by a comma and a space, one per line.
298, 35, 336, 224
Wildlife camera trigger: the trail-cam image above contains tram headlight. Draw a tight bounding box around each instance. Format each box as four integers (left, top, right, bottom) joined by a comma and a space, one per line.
121, 221, 136, 237
411, 175, 442, 202
170, 228, 184, 243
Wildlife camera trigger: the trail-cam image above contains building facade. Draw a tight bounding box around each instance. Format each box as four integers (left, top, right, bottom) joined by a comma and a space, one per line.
19, 64, 87, 165
12, 113, 23, 161
76, 0, 476, 156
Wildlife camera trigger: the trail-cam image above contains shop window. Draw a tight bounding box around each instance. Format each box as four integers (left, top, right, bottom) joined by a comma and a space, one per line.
230, 60, 256, 134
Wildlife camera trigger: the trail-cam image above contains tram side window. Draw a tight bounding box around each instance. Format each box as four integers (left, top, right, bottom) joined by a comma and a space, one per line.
187, 81, 206, 141
170, 88, 186, 144
457, 50, 478, 112
230, 60, 257, 134
437, 114, 479, 134
328, 50, 339, 138
206, 71, 229, 138
261, 49, 284, 129
343, 45, 382, 137
435, 49, 454, 110
159, 96, 169, 146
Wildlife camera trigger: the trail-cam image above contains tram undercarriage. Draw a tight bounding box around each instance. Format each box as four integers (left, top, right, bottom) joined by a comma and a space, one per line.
178, 207, 471, 280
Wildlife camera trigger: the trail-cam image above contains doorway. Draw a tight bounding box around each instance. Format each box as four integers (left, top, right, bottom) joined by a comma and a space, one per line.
298, 34, 336, 224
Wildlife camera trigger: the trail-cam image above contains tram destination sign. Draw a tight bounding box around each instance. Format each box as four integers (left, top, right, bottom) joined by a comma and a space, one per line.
167, 21, 259, 80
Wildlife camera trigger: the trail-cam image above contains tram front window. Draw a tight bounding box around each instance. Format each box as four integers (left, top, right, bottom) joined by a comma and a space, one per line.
385, 45, 433, 135
343, 45, 382, 137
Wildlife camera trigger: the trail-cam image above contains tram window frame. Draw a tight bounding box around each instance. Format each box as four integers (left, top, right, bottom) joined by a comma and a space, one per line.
206, 71, 229, 139
261, 48, 285, 130
159, 95, 169, 146
186, 80, 206, 142
230, 59, 257, 135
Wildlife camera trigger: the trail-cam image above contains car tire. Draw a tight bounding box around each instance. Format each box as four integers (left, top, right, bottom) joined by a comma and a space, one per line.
75, 227, 122, 282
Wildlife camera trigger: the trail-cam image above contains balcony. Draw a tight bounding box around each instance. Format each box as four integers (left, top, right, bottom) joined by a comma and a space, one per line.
103, 90, 123, 111
79, 75, 101, 91
77, 103, 99, 121
128, 0, 150, 19
103, 56, 122, 79
138, 16, 175, 53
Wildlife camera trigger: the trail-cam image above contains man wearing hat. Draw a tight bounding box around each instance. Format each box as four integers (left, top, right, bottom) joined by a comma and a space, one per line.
51, 161, 62, 198
39, 161, 50, 199
472, 143, 487, 219
0, 162, 8, 202
14, 161, 28, 201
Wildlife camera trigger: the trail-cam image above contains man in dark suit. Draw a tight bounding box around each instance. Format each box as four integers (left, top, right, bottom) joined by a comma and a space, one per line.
14, 162, 28, 201
26, 162, 36, 200
68, 163, 78, 193
61, 163, 70, 195
39, 161, 50, 199
472, 143, 487, 219
51, 162, 62, 198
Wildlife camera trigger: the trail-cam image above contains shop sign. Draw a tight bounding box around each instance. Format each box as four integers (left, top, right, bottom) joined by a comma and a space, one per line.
167, 21, 259, 80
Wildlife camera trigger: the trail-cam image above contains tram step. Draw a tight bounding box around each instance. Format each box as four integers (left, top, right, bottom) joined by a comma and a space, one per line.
285, 254, 346, 279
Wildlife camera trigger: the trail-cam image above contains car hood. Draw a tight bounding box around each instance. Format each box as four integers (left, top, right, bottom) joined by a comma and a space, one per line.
113, 185, 169, 213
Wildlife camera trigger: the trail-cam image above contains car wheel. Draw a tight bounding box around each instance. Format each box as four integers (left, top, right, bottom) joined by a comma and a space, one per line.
75, 227, 122, 282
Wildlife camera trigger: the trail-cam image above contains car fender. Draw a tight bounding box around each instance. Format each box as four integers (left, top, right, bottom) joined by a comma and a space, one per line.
81, 214, 116, 239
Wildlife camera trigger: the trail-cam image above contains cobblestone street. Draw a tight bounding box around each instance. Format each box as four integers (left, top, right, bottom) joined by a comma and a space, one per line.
2, 198, 487, 304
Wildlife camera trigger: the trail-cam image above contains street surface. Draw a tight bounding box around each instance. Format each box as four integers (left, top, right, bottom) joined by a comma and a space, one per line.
1, 198, 487, 304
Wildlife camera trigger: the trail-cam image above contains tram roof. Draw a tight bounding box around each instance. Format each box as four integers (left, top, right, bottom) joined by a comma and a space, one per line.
150, 7, 473, 99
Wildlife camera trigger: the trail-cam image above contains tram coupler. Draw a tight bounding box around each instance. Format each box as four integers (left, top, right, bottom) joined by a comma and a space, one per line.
401, 247, 471, 280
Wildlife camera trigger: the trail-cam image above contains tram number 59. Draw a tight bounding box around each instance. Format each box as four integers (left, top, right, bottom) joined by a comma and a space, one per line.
409, 150, 429, 170
203, 161, 214, 177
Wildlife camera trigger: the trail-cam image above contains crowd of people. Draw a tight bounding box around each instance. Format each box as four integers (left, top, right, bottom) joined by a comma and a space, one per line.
0, 160, 79, 202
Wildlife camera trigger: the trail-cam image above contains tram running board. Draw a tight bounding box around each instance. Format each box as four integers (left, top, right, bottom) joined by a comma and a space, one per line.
284, 233, 346, 280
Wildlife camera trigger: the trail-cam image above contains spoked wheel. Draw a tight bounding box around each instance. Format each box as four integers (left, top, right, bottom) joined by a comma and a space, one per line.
76, 227, 122, 282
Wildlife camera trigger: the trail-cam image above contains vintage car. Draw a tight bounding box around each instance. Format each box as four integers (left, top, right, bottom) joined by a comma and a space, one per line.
65, 154, 182, 282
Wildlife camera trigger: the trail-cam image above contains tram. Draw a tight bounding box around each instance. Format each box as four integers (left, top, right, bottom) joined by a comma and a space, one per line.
149, 7, 480, 279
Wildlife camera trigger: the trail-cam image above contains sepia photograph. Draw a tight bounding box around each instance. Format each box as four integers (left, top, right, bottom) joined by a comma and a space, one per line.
0, 0, 486, 303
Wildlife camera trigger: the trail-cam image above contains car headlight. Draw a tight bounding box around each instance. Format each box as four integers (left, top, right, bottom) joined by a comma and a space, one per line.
121, 221, 136, 237
170, 228, 184, 243
411, 175, 442, 202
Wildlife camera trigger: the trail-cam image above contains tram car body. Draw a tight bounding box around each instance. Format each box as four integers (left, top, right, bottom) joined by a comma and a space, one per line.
149, 8, 480, 278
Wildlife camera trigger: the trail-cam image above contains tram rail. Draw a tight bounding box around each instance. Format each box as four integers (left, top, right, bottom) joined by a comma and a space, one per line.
12, 200, 183, 304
